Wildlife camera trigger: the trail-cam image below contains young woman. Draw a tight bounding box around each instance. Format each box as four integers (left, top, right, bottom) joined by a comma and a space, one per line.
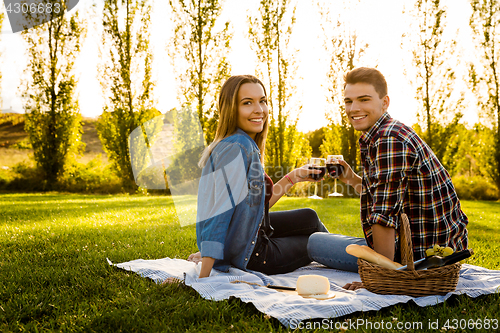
190, 75, 328, 278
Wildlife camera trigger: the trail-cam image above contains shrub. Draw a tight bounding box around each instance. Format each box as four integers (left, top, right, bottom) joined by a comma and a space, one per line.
57, 157, 123, 193
2, 158, 125, 194
5, 162, 49, 191
0, 113, 25, 126
452, 176, 499, 201
10, 138, 32, 150
0, 167, 13, 189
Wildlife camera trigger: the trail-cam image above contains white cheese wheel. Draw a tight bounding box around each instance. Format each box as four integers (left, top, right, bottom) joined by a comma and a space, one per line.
296, 275, 330, 295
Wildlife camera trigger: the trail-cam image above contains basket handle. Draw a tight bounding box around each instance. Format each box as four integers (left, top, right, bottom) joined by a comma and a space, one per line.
400, 214, 415, 271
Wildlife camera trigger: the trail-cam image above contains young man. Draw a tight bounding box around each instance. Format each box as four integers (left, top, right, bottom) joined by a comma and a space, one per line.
307, 67, 469, 290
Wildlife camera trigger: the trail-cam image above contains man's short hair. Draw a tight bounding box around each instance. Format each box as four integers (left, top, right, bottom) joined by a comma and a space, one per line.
344, 67, 388, 98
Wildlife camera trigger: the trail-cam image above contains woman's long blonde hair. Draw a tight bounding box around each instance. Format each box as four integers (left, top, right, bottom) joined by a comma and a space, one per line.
198, 75, 269, 168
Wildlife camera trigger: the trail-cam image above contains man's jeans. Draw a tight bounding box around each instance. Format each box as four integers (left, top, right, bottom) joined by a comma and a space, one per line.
246, 208, 328, 275
307, 232, 367, 272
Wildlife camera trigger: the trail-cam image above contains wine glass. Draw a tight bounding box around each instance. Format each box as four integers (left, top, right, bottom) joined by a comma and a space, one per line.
308, 158, 326, 199
327, 155, 344, 197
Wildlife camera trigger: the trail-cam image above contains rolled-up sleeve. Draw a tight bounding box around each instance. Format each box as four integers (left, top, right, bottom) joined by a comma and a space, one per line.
368, 137, 417, 229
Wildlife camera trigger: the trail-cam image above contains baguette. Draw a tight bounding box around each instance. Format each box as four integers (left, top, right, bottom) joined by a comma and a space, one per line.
345, 244, 403, 270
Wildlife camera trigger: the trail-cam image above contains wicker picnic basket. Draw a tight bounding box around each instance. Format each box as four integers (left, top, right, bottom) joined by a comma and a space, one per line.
357, 214, 461, 297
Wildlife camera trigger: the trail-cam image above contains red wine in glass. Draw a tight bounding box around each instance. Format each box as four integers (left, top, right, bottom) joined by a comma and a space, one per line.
326, 164, 344, 178
308, 166, 326, 180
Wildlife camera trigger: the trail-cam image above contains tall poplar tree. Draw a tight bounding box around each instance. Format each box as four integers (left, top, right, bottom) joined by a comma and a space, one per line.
248, 0, 310, 180
469, 0, 500, 189
0, 12, 3, 108
403, 0, 462, 160
21, 5, 86, 187
317, 1, 368, 170
98, 0, 160, 191
168, 0, 232, 145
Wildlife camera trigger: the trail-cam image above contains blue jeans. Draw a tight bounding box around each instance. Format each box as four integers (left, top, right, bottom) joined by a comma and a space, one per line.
307, 232, 367, 272
246, 208, 328, 275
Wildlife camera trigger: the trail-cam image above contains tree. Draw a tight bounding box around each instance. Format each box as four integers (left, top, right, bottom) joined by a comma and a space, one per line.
469, 0, 500, 189
403, 0, 463, 160
97, 0, 160, 191
21, 4, 86, 188
317, 1, 368, 170
248, 0, 310, 181
168, 0, 232, 145
0, 12, 3, 108
319, 122, 341, 157
412, 113, 463, 172
306, 127, 325, 157
164, 105, 205, 187
441, 123, 496, 179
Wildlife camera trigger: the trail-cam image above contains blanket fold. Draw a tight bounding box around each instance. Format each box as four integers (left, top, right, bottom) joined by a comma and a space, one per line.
107, 258, 500, 328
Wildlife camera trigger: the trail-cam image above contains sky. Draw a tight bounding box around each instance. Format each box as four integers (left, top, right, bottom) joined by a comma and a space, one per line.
0, 0, 477, 133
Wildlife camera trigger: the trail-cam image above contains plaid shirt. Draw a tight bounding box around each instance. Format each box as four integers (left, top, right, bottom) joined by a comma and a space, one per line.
359, 113, 468, 261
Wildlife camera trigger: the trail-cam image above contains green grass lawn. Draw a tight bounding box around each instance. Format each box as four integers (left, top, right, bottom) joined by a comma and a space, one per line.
1, 193, 499, 332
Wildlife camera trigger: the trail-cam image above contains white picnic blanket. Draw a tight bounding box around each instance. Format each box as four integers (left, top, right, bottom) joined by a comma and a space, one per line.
107, 258, 500, 328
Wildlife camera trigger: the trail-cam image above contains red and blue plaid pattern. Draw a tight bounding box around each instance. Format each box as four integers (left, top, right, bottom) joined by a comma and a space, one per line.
359, 113, 469, 261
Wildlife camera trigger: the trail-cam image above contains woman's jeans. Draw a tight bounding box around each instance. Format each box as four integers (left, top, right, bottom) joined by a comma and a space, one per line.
307, 232, 367, 272
246, 208, 328, 275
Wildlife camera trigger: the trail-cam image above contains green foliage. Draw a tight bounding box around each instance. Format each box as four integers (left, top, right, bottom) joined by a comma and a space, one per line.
0, 11, 3, 107
97, 107, 161, 191
170, 106, 205, 155
403, 0, 463, 156
98, 0, 158, 192
164, 106, 204, 188
320, 117, 362, 174
453, 176, 499, 201
10, 138, 32, 150
2, 162, 50, 191
338, 115, 360, 169
248, 0, 311, 181
1, 194, 499, 332
469, 0, 500, 189
413, 121, 499, 200
442, 123, 496, 180
0, 113, 24, 126
21, 10, 86, 187
0, 167, 13, 189
0, 159, 123, 193
431, 113, 464, 165
306, 127, 325, 157
265, 121, 313, 183
168, 0, 232, 145
57, 158, 123, 193
265, 123, 312, 182
317, 1, 366, 170
412, 113, 464, 166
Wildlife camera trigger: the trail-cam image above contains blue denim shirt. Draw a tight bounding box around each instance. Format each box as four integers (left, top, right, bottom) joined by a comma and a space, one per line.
196, 128, 265, 272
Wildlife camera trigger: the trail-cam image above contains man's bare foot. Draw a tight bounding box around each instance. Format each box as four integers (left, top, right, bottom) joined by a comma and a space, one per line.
187, 251, 202, 264
342, 281, 364, 291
